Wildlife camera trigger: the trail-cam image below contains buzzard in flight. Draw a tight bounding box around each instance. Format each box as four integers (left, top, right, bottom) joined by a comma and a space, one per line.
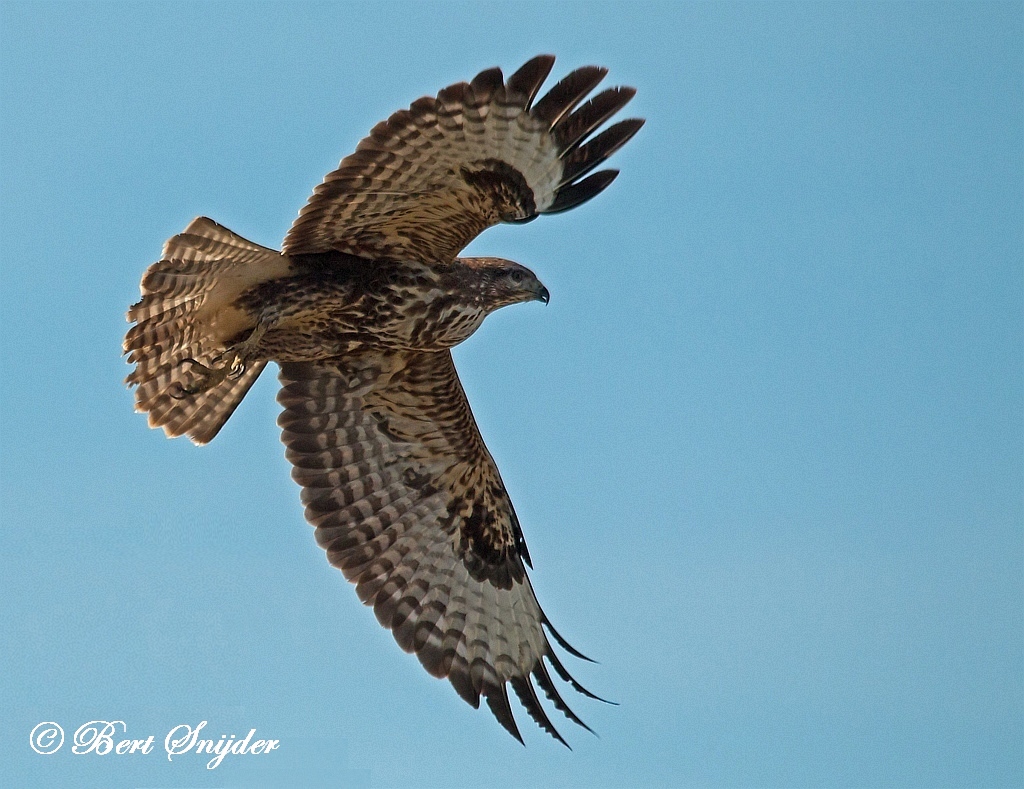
125, 56, 642, 745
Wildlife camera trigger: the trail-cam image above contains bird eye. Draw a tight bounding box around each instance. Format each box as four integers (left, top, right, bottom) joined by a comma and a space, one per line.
509, 270, 525, 284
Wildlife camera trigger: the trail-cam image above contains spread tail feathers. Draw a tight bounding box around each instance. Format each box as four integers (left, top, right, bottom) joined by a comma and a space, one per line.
124, 217, 287, 444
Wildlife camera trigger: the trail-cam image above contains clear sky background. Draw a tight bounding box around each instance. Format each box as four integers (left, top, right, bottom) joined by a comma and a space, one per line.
2, 2, 1021, 787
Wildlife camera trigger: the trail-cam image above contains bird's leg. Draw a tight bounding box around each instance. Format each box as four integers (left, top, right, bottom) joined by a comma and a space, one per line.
224, 319, 271, 379
172, 320, 273, 397
171, 358, 231, 397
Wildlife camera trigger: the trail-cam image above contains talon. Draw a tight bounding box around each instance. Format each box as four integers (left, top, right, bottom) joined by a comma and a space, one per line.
179, 357, 214, 375
172, 381, 208, 398
174, 355, 232, 396
170, 319, 269, 398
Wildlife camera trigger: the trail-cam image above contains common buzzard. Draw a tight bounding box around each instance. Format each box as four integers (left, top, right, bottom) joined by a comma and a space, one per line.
125, 56, 642, 745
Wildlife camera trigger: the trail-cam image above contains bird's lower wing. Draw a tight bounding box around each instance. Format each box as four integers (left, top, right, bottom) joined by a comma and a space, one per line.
277, 350, 602, 745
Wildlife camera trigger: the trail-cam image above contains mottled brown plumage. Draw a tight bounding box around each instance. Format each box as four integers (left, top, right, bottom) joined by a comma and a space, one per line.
124, 56, 642, 745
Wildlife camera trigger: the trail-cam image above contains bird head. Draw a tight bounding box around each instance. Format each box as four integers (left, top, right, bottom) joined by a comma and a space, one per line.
459, 257, 550, 310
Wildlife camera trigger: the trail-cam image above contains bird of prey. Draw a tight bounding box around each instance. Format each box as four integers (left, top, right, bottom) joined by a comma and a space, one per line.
124, 56, 642, 745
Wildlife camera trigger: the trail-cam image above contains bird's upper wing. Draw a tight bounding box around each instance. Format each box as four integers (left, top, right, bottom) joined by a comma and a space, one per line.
282, 56, 643, 264
277, 351, 604, 745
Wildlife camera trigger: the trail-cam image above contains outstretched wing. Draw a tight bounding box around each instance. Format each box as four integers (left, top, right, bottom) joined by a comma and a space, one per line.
277, 351, 605, 745
283, 55, 643, 264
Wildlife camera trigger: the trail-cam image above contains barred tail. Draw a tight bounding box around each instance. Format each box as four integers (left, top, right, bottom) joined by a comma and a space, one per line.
124, 217, 288, 444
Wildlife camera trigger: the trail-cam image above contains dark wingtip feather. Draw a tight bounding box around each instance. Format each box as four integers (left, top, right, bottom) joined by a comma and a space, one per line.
559, 118, 645, 187
545, 648, 617, 706
542, 615, 596, 662
449, 662, 482, 709
532, 65, 608, 127
554, 86, 637, 151
470, 66, 504, 95
507, 55, 556, 109
534, 661, 596, 735
510, 676, 570, 748
436, 80, 470, 107
544, 169, 619, 215
485, 685, 525, 745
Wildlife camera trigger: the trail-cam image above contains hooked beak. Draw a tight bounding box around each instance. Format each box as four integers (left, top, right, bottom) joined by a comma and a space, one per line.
534, 283, 550, 305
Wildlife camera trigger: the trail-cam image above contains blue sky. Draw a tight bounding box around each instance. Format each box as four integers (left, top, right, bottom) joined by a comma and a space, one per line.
1, 2, 1021, 787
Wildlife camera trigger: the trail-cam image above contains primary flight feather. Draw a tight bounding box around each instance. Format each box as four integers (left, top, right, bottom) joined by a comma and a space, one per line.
125, 55, 643, 745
